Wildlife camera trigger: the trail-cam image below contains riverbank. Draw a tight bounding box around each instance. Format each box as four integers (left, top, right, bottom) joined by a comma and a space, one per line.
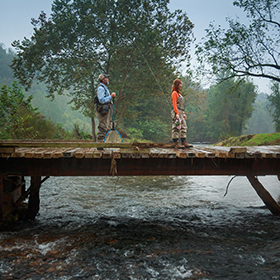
215, 132, 280, 146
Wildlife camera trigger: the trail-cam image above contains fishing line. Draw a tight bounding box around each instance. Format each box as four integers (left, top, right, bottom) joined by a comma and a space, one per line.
135, 43, 172, 108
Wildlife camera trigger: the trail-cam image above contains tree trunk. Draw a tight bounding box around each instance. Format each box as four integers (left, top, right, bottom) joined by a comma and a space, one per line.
91, 116, 96, 142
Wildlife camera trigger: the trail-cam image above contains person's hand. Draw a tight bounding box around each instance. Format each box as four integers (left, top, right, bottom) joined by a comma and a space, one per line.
183, 113, 187, 120
176, 114, 179, 119
111, 92, 116, 98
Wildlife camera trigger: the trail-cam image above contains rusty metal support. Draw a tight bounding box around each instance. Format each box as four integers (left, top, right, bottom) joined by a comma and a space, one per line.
247, 175, 280, 216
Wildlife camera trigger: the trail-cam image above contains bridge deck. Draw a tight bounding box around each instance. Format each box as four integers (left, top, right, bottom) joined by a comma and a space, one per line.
0, 141, 280, 176
0, 141, 280, 218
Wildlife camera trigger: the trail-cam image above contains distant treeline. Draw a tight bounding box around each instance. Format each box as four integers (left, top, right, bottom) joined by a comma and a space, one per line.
0, 44, 275, 142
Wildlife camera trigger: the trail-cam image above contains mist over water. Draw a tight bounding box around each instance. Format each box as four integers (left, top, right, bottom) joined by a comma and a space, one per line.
1, 175, 280, 279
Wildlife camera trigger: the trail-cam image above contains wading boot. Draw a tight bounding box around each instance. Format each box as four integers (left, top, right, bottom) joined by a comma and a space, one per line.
172, 138, 184, 149
181, 138, 193, 148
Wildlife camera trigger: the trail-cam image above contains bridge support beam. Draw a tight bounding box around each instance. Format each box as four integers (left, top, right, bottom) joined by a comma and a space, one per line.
25, 176, 41, 220
247, 175, 280, 216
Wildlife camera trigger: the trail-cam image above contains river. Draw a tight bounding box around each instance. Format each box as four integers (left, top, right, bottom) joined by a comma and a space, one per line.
1, 175, 280, 279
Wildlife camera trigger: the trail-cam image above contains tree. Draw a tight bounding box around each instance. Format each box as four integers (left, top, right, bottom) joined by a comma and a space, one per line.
0, 82, 39, 139
181, 76, 208, 142
0, 82, 69, 139
196, 0, 280, 84
11, 0, 194, 141
243, 93, 275, 134
205, 78, 257, 142
267, 82, 280, 131
0, 44, 15, 85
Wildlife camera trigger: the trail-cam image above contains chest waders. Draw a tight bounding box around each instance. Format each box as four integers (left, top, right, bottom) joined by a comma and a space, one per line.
172, 93, 193, 148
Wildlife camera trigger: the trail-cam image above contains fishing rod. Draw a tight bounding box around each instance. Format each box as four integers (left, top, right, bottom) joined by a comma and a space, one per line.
135, 43, 173, 108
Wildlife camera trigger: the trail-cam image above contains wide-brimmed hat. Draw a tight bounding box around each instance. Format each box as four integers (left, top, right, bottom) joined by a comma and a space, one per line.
98, 73, 110, 82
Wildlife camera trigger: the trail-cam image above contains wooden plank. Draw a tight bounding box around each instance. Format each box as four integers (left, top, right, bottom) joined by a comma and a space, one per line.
206, 146, 233, 158
74, 148, 88, 159
93, 149, 102, 158
196, 147, 216, 158
134, 148, 150, 158
120, 148, 140, 159
0, 140, 133, 149
158, 149, 176, 158
150, 148, 160, 158
0, 147, 15, 153
261, 153, 274, 159
131, 153, 141, 158
11, 148, 29, 158
192, 147, 206, 158
102, 150, 112, 159
185, 150, 196, 158
176, 150, 187, 158
245, 151, 262, 158
112, 151, 121, 159
229, 147, 247, 154
44, 148, 59, 159
25, 148, 36, 158
34, 148, 50, 159
247, 146, 279, 159
1, 153, 13, 158
84, 148, 96, 158
53, 148, 70, 159
121, 152, 131, 158
63, 148, 80, 158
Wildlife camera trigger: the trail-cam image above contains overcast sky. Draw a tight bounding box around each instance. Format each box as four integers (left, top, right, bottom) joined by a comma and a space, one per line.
0, 0, 269, 92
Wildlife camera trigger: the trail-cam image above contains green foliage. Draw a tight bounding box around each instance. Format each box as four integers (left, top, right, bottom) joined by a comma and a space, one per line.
182, 76, 208, 142
267, 82, 280, 131
203, 78, 257, 142
217, 132, 280, 146
0, 82, 69, 139
0, 38, 274, 143
11, 0, 194, 139
243, 93, 275, 134
126, 127, 144, 141
29, 82, 91, 132
0, 44, 14, 85
0, 82, 38, 139
196, 0, 280, 84
71, 123, 92, 139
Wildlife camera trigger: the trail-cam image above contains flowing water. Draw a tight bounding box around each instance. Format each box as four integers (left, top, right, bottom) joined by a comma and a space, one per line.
1, 175, 280, 279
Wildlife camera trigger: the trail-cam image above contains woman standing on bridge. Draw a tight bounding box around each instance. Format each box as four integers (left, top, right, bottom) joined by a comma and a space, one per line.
171, 79, 193, 148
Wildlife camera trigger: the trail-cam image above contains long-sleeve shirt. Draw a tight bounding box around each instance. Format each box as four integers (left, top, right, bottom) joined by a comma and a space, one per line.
97, 83, 112, 104
171, 90, 180, 115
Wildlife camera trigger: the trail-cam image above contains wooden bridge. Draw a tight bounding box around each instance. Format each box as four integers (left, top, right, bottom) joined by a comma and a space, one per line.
0, 140, 280, 220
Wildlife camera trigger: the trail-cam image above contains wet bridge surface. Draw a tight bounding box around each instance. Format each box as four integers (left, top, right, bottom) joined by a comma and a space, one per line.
0, 140, 280, 218
0, 140, 280, 176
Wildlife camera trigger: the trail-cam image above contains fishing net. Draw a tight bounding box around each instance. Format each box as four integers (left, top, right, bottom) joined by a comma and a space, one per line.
104, 129, 123, 143
103, 97, 123, 143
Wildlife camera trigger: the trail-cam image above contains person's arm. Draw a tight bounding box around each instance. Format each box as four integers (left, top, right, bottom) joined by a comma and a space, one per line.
97, 86, 112, 104
171, 91, 179, 117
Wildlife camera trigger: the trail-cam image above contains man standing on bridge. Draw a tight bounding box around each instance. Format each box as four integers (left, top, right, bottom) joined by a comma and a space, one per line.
96, 74, 116, 143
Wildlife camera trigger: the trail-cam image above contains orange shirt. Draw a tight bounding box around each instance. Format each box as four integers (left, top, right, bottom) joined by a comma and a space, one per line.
171, 90, 180, 115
